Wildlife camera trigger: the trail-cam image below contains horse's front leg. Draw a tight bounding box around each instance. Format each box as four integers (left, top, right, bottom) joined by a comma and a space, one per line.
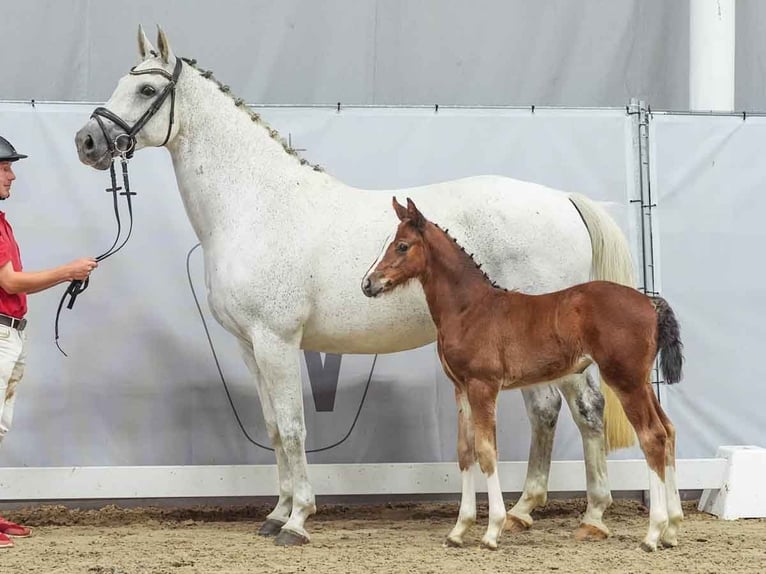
250, 328, 316, 546
445, 387, 477, 547
466, 380, 505, 550
238, 341, 293, 536
559, 372, 613, 540
506, 384, 561, 532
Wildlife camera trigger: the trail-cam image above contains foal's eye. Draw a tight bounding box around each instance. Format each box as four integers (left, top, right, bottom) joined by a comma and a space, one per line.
140, 85, 157, 97
396, 242, 409, 253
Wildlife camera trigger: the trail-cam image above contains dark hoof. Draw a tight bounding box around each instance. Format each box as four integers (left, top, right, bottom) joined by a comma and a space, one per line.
258, 519, 285, 537
274, 529, 309, 546
640, 542, 657, 553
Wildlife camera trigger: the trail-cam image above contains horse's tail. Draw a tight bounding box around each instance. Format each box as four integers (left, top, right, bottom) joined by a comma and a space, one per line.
568, 192, 637, 452
652, 297, 684, 385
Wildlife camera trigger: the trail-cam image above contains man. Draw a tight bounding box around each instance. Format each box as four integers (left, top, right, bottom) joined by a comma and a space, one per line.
0, 135, 97, 549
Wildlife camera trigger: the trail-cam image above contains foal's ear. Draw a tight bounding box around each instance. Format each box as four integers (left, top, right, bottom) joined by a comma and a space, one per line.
406, 198, 426, 230
392, 196, 408, 222
157, 26, 177, 65
137, 25, 157, 60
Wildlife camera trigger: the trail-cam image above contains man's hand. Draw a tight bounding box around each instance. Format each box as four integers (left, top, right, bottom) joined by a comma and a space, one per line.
66, 258, 99, 281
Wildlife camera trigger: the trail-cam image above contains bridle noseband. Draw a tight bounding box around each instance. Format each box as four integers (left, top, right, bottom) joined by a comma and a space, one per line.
55, 57, 183, 356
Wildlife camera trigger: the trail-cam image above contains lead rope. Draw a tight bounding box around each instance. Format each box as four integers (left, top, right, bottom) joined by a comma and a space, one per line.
54, 155, 136, 356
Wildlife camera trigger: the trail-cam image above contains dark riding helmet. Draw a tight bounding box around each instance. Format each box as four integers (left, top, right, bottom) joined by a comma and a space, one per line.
0, 136, 28, 162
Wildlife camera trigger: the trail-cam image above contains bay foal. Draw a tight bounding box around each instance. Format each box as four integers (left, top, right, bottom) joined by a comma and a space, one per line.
362, 198, 684, 551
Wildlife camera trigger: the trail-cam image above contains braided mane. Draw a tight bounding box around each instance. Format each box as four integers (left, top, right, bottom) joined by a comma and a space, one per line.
180, 57, 323, 172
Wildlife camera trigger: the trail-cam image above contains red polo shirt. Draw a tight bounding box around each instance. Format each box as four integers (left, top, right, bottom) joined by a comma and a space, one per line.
0, 211, 27, 318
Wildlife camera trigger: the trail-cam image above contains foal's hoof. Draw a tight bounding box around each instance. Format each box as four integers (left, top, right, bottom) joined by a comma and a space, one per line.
480, 538, 499, 551
274, 529, 310, 546
639, 541, 657, 553
258, 519, 286, 537
574, 523, 609, 541
504, 514, 531, 534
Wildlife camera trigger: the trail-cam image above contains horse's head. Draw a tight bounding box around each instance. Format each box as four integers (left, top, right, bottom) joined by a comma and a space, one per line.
362, 197, 429, 298
75, 26, 183, 170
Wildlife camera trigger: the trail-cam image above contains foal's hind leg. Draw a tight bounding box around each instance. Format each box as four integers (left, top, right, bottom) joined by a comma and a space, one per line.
445, 388, 477, 547
506, 385, 561, 532
559, 372, 613, 540
651, 391, 683, 548
610, 381, 669, 551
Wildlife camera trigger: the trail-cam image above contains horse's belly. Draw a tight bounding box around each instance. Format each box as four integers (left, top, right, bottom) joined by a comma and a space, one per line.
300, 282, 438, 354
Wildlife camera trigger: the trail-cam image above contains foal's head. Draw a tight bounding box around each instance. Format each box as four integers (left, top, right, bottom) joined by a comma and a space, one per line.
362, 197, 429, 298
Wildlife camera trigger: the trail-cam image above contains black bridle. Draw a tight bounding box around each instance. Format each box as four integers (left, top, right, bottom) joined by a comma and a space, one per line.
55, 57, 183, 356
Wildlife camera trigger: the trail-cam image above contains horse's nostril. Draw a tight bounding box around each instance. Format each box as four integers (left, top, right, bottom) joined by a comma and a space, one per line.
84, 134, 95, 151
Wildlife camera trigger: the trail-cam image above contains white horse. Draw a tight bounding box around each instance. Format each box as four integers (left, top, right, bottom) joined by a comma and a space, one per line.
75, 27, 636, 546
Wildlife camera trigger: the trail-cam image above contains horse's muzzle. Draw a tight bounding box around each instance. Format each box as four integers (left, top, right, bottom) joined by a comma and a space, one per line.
75, 122, 113, 170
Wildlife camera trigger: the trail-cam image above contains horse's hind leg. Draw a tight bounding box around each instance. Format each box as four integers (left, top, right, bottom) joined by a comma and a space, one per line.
445, 388, 477, 548
239, 342, 293, 536
506, 385, 561, 532
559, 372, 613, 540
608, 380, 669, 551
250, 328, 316, 546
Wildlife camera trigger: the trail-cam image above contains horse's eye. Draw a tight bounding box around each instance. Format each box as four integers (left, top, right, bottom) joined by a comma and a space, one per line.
396, 242, 409, 253
140, 85, 157, 97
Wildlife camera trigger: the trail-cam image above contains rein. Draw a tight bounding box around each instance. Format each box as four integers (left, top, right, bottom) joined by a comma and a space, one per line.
54, 58, 183, 356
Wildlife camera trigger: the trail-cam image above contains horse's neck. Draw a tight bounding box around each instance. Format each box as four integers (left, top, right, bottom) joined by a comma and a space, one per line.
419, 226, 495, 326
166, 71, 335, 242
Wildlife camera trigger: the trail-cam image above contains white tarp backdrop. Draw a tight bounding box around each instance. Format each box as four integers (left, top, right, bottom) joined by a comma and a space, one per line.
651, 113, 766, 459
0, 103, 644, 467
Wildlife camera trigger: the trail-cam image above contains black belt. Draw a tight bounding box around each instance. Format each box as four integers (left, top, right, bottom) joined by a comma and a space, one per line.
0, 314, 26, 331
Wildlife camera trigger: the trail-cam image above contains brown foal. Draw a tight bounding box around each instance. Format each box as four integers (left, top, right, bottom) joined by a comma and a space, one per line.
362, 197, 684, 551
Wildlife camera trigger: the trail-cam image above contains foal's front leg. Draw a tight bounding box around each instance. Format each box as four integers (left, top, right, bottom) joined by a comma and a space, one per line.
445, 388, 477, 547
467, 380, 506, 550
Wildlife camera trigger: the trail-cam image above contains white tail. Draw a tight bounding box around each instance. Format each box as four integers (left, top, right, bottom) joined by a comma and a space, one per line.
568, 193, 638, 452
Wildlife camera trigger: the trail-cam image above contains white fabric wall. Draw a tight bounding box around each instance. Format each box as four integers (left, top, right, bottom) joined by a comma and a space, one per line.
0, 1, 690, 108
0, 103, 637, 467
651, 113, 766, 459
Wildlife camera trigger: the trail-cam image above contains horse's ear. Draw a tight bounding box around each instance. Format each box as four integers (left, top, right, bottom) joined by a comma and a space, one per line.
406, 198, 426, 230
392, 197, 408, 222
137, 25, 157, 60
156, 26, 176, 65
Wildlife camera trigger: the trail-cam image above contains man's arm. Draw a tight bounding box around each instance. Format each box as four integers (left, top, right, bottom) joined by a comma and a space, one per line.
0, 258, 98, 295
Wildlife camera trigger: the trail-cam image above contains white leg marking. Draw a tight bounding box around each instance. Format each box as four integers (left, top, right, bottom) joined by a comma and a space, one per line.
642, 469, 669, 551
446, 467, 477, 547
481, 470, 507, 549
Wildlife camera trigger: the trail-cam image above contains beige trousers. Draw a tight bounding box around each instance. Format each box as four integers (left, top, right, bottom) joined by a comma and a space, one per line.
0, 325, 27, 446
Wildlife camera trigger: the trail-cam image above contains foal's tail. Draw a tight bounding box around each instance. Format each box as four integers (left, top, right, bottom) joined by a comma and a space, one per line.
653, 297, 684, 385
568, 193, 637, 451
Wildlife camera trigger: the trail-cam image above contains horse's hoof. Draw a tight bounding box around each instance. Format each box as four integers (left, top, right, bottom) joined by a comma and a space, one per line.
504, 514, 531, 533
444, 537, 463, 548
660, 537, 679, 549
640, 541, 657, 553
258, 519, 286, 537
274, 529, 310, 546
574, 523, 609, 541
480, 539, 499, 551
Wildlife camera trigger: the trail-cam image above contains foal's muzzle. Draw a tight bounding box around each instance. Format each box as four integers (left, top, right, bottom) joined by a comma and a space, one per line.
362, 274, 387, 298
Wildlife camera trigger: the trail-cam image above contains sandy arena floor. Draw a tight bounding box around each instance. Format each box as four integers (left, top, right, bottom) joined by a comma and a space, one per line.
1, 498, 764, 574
